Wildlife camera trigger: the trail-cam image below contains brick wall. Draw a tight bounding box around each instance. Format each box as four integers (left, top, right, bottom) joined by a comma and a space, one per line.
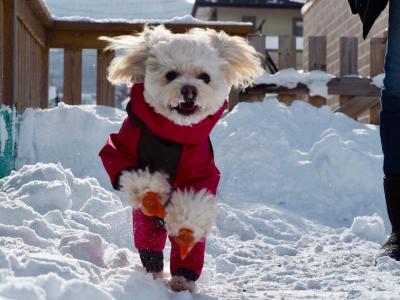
302, 0, 388, 77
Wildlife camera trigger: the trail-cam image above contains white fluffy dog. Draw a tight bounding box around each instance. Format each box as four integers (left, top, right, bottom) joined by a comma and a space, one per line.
101, 25, 263, 125
99, 25, 263, 292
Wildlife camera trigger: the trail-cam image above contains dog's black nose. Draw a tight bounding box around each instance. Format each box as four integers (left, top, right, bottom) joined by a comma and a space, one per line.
181, 85, 197, 102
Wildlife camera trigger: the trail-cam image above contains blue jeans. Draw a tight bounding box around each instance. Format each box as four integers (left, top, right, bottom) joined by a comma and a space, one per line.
381, 0, 400, 177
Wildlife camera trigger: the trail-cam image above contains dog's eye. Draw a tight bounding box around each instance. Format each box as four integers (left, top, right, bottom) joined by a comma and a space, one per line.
198, 73, 211, 84
165, 71, 179, 82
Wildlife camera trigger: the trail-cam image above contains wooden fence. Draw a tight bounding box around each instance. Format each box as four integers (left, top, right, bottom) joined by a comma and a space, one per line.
0, 0, 385, 124
241, 35, 385, 124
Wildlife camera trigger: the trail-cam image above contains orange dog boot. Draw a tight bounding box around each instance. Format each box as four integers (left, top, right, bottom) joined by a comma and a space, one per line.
175, 228, 196, 260
141, 192, 167, 218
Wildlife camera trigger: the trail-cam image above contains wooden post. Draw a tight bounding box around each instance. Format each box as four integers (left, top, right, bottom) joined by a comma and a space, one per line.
369, 37, 386, 124
339, 37, 358, 113
63, 49, 82, 105
308, 36, 327, 107
278, 35, 296, 69
340, 37, 358, 77
97, 50, 115, 107
1, 0, 15, 107
246, 34, 266, 104
278, 35, 296, 105
308, 36, 327, 72
228, 88, 240, 111
40, 46, 49, 109
248, 34, 266, 69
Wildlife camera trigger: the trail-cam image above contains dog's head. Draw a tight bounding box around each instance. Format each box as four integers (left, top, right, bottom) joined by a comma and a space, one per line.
100, 25, 264, 126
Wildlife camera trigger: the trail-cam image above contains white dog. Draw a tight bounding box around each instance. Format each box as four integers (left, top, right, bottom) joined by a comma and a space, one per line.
99, 25, 263, 292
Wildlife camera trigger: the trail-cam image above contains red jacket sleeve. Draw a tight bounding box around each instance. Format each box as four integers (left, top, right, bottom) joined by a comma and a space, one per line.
99, 118, 140, 189
173, 140, 220, 196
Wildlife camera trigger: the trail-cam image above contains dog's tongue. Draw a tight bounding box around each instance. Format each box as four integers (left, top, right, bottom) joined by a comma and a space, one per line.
179, 102, 196, 111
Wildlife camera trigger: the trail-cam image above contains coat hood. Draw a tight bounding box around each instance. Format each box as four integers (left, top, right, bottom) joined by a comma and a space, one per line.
128, 83, 227, 144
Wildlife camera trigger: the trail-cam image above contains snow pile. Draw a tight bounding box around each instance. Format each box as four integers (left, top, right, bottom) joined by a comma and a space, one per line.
213, 99, 384, 228
2, 99, 399, 299
16, 103, 126, 189
256, 69, 334, 98
0, 163, 173, 299
340, 215, 386, 244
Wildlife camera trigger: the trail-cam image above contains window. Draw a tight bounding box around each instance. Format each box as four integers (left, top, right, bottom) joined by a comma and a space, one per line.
242, 16, 257, 30
293, 18, 303, 36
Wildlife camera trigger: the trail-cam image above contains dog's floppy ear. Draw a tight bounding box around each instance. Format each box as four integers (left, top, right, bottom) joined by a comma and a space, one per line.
205, 29, 264, 89
99, 25, 173, 85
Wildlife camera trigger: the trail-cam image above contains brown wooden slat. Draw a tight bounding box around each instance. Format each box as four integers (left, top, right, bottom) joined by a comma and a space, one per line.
96, 50, 115, 107
23, 26, 30, 110
49, 22, 254, 49
40, 46, 49, 108
339, 37, 358, 110
17, 20, 25, 112
308, 36, 327, 71
335, 96, 379, 119
308, 36, 327, 107
228, 88, 240, 111
369, 37, 386, 124
340, 37, 358, 76
328, 78, 380, 96
2, 0, 15, 107
247, 34, 266, 68
278, 35, 296, 69
64, 49, 82, 105
25, 0, 53, 28
15, 0, 47, 47
245, 77, 380, 97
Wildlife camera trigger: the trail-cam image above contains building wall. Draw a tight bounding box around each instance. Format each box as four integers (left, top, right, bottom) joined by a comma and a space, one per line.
216, 7, 303, 68
302, 0, 388, 76
216, 7, 302, 36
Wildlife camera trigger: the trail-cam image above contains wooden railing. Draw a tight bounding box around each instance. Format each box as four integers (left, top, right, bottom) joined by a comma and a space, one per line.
241, 35, 385, 124
0, 0, 253, 111
0, 0, 385, 125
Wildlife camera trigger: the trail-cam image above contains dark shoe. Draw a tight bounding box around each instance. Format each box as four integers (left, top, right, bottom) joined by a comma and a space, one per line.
375, 177, 400, 262
376, 231, 400, 261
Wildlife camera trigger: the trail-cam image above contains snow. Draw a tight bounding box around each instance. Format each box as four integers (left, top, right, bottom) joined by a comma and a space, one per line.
0, 112, 7, 154
372, 73, 385, 89
2, 98, 399, 299
15, 103, 126, 189
256, 68, 334, 98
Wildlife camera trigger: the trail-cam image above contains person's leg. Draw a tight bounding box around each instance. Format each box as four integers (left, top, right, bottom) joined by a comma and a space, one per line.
132, 209, 168, 274
381, 0, 400, 178
379, 0, 400, 260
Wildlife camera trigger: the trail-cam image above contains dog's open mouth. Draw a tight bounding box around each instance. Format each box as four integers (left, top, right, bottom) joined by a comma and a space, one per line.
173, 102, 198, 115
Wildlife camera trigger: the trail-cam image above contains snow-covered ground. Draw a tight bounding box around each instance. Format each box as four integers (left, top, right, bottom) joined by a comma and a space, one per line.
2, 98, 400, 300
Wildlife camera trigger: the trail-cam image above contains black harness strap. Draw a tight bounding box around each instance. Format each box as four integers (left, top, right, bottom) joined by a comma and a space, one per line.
126, 101, 184, 185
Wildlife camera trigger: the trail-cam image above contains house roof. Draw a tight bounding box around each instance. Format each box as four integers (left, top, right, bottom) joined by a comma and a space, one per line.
192, 0, 303, 16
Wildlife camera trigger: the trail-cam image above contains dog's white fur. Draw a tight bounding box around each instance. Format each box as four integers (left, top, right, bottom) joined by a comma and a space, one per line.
119, 168, 171, 208
164, 189, 218, 243
100, 25, 264, 126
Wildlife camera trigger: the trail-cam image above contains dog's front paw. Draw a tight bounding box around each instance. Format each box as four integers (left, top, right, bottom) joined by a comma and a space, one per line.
165, 189, 217, 258
168, 276, 196, 293
119, 168, 171, 217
